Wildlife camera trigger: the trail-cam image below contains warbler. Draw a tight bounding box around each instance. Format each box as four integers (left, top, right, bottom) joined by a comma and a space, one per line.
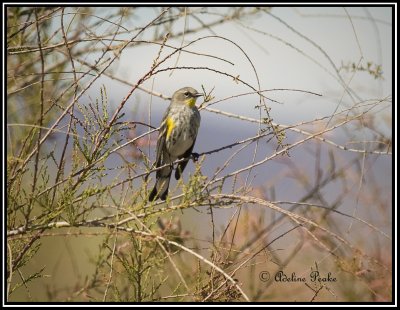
149, 87, 202, 201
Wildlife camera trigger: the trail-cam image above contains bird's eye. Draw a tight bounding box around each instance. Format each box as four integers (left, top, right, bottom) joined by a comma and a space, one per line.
184, 92, 190, 97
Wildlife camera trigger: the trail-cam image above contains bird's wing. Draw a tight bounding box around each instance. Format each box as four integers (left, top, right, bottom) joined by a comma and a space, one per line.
154, 106, 170, 167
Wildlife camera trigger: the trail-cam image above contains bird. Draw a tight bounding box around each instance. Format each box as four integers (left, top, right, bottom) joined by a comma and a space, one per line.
148, 87, 202, 201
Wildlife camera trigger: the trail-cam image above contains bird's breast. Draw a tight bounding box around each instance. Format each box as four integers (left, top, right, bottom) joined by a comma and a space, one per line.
165, 107, 200, 157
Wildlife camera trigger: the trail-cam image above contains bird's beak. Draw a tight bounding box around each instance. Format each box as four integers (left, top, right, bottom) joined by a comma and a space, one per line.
193, 93, 203, 98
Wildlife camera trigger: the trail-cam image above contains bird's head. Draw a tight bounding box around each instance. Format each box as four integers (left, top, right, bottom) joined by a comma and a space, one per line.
172, 87, 203, 108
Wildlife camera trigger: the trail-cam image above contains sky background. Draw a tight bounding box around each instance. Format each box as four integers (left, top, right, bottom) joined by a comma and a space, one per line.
92, 6, 392, 211
77, 4, 393, 276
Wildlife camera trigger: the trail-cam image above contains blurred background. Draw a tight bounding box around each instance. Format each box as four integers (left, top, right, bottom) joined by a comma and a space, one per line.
6, 6, 393, 302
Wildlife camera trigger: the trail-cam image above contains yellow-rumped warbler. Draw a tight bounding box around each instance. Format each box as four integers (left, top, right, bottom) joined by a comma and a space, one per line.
149, 87, 202, 201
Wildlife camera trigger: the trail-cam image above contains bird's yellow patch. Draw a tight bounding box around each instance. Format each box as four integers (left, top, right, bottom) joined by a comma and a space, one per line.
166, 117, 175, 139
185, 97, 196, 108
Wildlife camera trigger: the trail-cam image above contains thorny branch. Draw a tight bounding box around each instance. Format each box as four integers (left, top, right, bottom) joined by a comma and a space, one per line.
6, 7, 392, 302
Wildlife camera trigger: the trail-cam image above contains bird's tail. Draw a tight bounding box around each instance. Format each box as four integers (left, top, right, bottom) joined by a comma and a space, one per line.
149, 164, 172, 201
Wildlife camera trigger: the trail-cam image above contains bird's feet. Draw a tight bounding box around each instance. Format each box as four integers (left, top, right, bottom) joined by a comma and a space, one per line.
191, 152, 200, 162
